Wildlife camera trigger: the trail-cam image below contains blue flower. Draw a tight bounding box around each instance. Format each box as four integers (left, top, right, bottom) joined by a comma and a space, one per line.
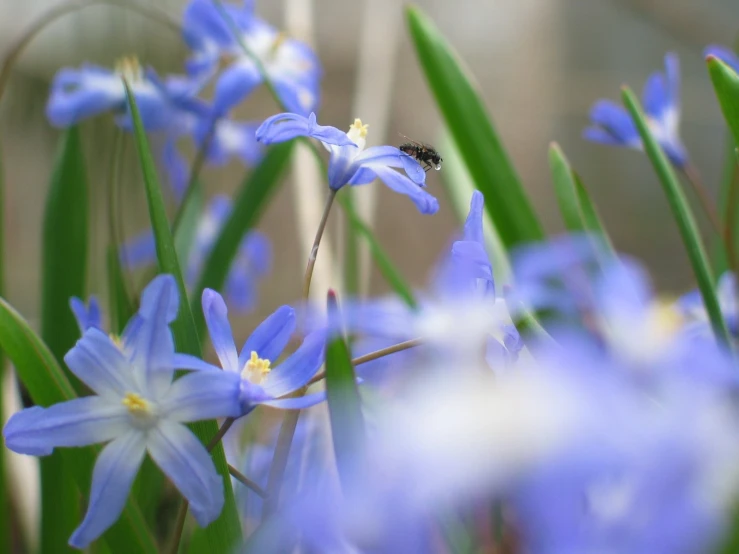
182, 0, 321, 116
46, 58, 199, 129
201, 289, 326, 415
677, 271, 738, 337
256, 113, 439, 214
120, 194, 271, 313
584, 53, 688, 168
705, 44, 739, 74
3, 275, 241, 548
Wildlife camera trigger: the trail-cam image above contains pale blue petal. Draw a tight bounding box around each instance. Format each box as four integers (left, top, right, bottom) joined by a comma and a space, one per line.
240, 305, 296, 367
212, 59, 263, 116
64, 328, 131, 397
256, 112, 356, 147
463, 190, 485, 244
204, 119, 264, 166
69, 431, 147, 548
242, 231, 272, 275
358, 164, 439, 215
664, 53, 680, 112
46, 65, 124, 127
160, 370, 241, 421
586, 100, 640, 147
351, 146, 426, 186
260, 390, 326, 409
70, 296, 103, 334
4, 398, 129, 456
171, 353, 221, 372
147, 420, 224, 527
202, 288, 240, 372
705, 45, 739, 74
643, 73, 670, 120
162, 139, 188, 201
119, 230, 156, 269
225, 266, 256, 313
262, 331, 326, 398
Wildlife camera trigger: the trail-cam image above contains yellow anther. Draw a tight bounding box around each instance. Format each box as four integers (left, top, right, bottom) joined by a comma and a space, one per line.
122, 393, 149, 414
114, 56, 143, 83
242, 351, 271, 384
349, 119, 369, 139
648, 301, 683, 338
270, 32, 288, 56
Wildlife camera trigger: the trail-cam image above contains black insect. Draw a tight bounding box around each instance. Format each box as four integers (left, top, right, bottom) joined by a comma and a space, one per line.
398, 134, 443, 172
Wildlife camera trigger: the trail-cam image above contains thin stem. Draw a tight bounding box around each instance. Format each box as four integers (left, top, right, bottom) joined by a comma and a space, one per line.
682, 163, 722, 237
207, 417, 236, 452
308, 337, 423, 385
172, 122, 218, 236
228, 464, 268, 498
167, 500, 189, 554
302, 189, 337, 300
0, 0, 180, 103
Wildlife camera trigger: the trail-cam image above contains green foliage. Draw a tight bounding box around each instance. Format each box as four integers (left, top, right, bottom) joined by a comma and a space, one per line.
622, 87, 731, 347
406, 5, 544, 249
124, 83, 242, 551
324, 292, 366, 489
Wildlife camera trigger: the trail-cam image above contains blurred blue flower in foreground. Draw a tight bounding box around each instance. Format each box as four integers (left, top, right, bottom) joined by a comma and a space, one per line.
46, 58, 201, 129
121, 194, 271, 313
257, 113, 439, 214
3, 275, 241, 547
183, 0, 321, 116
705, 44, 739, 74
678, 271, 738, 338
584, 53, 688, 167
200, 289, 326, 415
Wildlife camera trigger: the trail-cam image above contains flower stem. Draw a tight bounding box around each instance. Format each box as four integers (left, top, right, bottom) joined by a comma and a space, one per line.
228, 464, 268, 498
207, 417, 236, 452
682, 163, 722, 237
308, 337, 422, 385
167, 500, 189, 554
302, 188, 338, 300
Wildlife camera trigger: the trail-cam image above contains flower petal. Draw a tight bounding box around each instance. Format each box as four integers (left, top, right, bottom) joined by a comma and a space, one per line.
162, 139, 188, 201
256, 112, 356, 147
171, 353, 221, 372
361, 165, 439, 215
586, 100, 640, 147
119, 230, 156, 269
262, 331, 326, 398
212, 59, 263, 117
260, 390, 326, 409
46, 65, 125, 127
202, 288, 240, 372
70, 296, 103, 334
147, 420, 224, 527
160, 370, 241, 421
240, 305, 296, 367
705, 44, 739, 74
463, 191, 485, 244
4, 397, 129, 456
64, 328, 131, 398
69, 431, 147, 548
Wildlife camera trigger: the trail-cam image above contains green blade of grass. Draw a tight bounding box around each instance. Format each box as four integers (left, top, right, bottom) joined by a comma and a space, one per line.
0, 142, 8, 554
40, 125, 89, 552
0, 297, 158, 553
124, 82, 242, 550
337, 193, 417, 308
325, 291, 365, 489
191, 141, 294, 335
406, 5, 544, 249
622, 86, 731, 346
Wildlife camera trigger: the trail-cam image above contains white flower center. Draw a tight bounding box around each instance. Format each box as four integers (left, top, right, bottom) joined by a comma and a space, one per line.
122, 392, 157, 428
347, 119, 368, 151
241, 351, 271, 384
114, 56, 144, 83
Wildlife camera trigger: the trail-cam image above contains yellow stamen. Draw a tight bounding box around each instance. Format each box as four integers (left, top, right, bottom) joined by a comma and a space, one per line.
242, 351, 271, 384
122, 392, 149, 414
349, 119, 369, 139
114, 56, 143, 83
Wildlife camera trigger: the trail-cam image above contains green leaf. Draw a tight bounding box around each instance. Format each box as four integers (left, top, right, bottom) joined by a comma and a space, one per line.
622, 86, 731, 346
0, 297, 158, 553
191, 141, 294, 335
572, 171, 613, 252
41, 126, 88, 389
406, 5, 544, 249
337, 193, 417, 308
124, 82, 242, 550
325, 291, 366, 489
342, 188, 361, 296
40, 125, 88, 553
173, 179, 204, 267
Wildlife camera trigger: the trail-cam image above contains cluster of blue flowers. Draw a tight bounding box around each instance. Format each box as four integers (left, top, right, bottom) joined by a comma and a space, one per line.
5, 0, 739, 551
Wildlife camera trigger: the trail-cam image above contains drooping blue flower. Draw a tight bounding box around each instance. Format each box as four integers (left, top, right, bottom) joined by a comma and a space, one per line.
705, 44, 739, 74
182, 0, 321, 116
46, 59, 201, 129
256, 113, 439, 214
120, 194, 271, 313
200, 289, 326, 415
584, 53, 688, 168
3, 275, 241, 548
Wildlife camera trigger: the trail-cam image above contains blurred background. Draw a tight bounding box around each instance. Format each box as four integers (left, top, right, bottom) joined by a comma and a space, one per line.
0, 0, 737, 329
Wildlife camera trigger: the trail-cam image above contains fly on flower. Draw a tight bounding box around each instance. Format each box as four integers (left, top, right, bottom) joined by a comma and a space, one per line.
398, 133, 443, 172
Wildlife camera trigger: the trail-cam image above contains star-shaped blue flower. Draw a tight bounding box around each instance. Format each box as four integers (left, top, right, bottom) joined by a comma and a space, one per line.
3, 275, 241, 548
256, 112, 439, 214
584, 53, 688, 168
